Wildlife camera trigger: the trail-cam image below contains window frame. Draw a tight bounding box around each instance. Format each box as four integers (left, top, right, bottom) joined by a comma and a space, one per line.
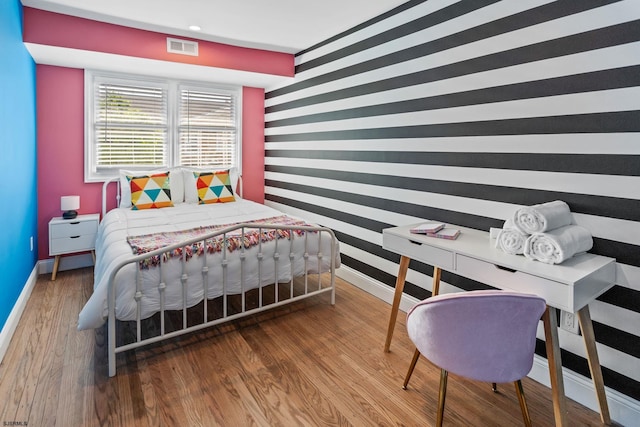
84, 70, 242, 182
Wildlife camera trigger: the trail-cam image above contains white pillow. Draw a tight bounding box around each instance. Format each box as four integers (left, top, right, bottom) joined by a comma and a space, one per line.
183, 166, 239, 204
168, 167, 184, 203
119, 167, 184, 208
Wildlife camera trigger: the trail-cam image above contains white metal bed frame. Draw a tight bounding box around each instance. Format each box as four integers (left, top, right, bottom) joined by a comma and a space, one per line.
100, 178, 337, 377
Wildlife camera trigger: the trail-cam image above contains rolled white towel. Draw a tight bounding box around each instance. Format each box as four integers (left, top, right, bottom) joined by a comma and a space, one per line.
495, 219, 528, 255
523, 225, 593, 264
513, 200, 572, 234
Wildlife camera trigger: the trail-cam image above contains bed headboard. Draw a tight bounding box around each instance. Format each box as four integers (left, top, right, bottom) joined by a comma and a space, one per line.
101, 176, 121, 218
101, 171, 243, 219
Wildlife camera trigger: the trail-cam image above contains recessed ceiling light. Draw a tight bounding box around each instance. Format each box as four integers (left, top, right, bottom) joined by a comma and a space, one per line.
189, 25, 201, 31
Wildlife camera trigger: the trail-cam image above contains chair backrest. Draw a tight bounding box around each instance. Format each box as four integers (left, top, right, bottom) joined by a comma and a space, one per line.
406, 290, 547, 383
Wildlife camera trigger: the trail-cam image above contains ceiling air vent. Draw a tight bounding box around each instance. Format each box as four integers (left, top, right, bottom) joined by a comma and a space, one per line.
167, 37, 199, 56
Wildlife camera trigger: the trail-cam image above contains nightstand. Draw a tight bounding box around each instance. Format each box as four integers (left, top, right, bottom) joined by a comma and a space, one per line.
49, 213, 100, 280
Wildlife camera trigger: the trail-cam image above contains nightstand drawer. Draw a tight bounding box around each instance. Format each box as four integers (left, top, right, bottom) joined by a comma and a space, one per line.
50, 234, 97, 255
50, 220, 98, 239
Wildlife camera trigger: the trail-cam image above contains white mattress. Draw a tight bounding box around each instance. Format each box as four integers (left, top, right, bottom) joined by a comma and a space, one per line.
78, 199, 339, 330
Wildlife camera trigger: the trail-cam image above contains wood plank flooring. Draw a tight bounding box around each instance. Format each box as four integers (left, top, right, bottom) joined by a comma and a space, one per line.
0, 267, 607, 426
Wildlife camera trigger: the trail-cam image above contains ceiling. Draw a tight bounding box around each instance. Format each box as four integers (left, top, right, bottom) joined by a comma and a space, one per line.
21, 0, 409, 53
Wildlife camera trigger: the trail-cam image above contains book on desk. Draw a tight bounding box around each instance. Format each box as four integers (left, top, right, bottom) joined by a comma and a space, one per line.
410, 222, 460, 240
425, 228, 460, 240
410, 222, 445, 234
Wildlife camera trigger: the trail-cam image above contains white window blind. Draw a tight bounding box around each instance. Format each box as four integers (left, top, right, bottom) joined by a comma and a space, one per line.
178, 88, 237, 167
85, 71, 241, 182
94, 82, 167, 168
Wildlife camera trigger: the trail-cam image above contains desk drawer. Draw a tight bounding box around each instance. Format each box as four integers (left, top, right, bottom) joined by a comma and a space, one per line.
383, 233, 454, 270
456, 254, 572, 311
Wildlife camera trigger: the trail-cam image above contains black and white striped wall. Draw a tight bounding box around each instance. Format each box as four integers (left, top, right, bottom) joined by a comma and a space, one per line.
264, 1, 640, 422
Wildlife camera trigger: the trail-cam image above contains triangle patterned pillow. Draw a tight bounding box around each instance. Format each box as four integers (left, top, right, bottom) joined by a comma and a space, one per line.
127, 171, 174, 210
194, 170, 236, 204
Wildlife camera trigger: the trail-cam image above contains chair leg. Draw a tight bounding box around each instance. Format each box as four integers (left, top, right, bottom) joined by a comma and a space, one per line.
514, 380, 532, 427
402, 348, 421, 390
437, 369, 448, 427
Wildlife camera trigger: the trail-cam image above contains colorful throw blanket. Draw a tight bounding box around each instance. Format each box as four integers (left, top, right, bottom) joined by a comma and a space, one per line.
127, 215, 314, 268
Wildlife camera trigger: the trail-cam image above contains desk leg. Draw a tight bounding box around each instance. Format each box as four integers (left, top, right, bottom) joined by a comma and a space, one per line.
577, 305, 611, 425
542, 306, 567, 426
384, 256, 410, 352
431, 266, 442, 297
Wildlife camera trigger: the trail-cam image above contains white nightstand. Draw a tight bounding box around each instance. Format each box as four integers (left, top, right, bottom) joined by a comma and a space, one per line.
49, 213, 99, 280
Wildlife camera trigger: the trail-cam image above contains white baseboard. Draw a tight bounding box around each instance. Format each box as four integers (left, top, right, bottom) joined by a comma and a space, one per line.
37, 253, 94, 275
337, 265, 639, 426
0, 265, 38, 365
337, 265, 420, 312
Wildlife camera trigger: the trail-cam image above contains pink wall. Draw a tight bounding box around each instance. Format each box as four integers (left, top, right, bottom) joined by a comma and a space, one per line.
242, 87, 266, 203
30, 9, 293, 260
36, 66, 98, 261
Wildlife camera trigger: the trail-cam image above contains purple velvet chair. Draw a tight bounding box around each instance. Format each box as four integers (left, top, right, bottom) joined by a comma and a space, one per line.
404, 290, 547, 426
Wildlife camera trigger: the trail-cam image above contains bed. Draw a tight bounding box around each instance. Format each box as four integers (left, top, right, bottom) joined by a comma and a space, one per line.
78, 167, 340, 376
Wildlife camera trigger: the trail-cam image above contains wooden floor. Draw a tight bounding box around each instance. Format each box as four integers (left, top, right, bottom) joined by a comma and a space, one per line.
0, 267, 607, 426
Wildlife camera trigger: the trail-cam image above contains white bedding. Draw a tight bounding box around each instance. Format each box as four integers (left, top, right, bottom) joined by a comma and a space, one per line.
78, 199, 339, 330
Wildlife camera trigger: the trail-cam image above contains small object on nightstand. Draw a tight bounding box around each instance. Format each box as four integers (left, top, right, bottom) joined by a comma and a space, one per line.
49, 213, 99, 280
61, 195, 80, 220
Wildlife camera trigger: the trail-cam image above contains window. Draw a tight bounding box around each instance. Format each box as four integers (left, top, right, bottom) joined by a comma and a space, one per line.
178, 87, 237, 167
85, 71, 241, 182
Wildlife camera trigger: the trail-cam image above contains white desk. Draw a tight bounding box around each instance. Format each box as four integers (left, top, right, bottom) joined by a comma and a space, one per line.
383, 223, 615, 426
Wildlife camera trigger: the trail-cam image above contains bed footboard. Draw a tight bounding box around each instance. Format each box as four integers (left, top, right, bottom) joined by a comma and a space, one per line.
106, 222, 338, 377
